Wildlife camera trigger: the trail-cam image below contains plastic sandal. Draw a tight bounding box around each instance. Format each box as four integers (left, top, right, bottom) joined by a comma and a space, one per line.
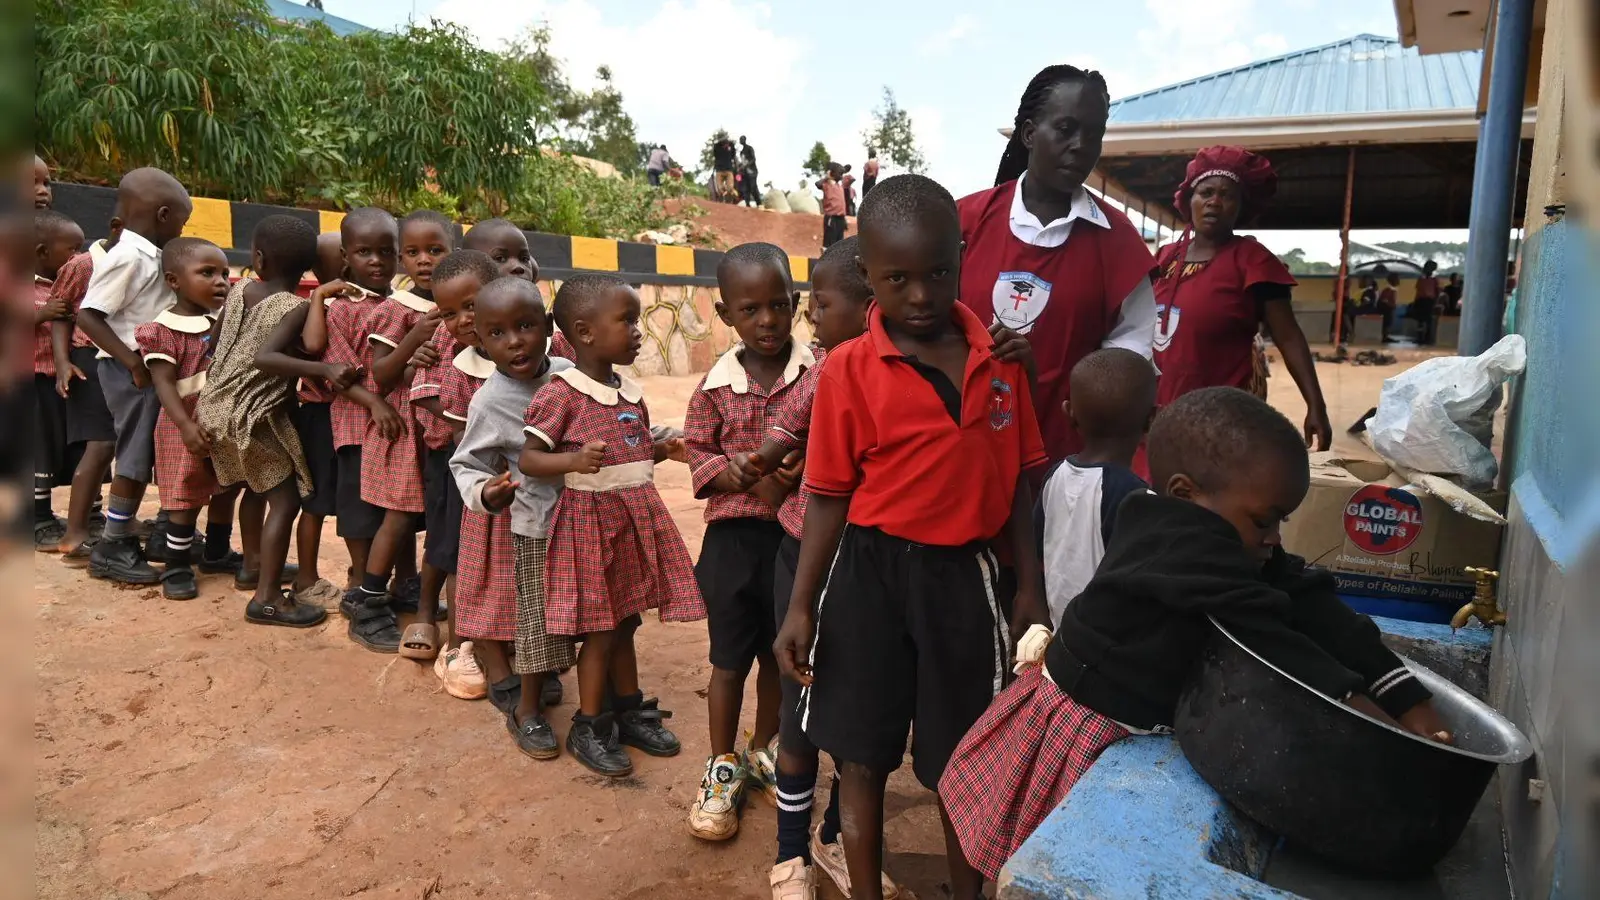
398, 623, 439, 660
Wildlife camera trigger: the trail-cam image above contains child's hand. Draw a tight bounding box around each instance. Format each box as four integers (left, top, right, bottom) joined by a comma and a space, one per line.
1009, 582, 1050, 648
411, 307, 445, 338
311, 279, 360, 303
771, 450, 805, 488
322, 362, 361, 392
180, 422, 214, 457
481, 469, 519, 511
653, 436, 687, 464
751, 476, 789, 511
988, 322, 1037, 382
722, 455, 760, 492
1397, 700, 1455, 745
733, 451, 768, 482
39, 295, 72, 321
129, 359, 152, 389
370, 400, 404, 441
572, 441, 606, 474
55, 363, 85, 398
773, 608, 815, 686
408, 342, 441, 370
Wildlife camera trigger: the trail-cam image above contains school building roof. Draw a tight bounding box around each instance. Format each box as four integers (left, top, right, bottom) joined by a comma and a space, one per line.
265, 0, 373, 37
1086, 34, 1535, 232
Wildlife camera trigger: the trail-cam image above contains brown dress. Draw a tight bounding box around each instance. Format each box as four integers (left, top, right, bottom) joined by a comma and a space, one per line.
197, 282, 312, 496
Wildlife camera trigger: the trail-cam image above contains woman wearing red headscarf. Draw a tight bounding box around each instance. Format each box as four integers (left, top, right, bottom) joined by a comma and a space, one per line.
1153, 146, 1332, 449
959, 65, 1158, 461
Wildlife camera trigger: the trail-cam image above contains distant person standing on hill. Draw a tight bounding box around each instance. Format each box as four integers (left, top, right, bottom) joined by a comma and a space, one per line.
862, 148, 879, 196
842, 167, 857, 217
713, 138, 738, 202
646, 145, 672, 187
817, 163, 848, 250
737, 136, 760, 207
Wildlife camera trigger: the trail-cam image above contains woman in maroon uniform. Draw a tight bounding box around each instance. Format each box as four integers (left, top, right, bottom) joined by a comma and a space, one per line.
1152, 146, 1331, 450
958, 65, 1157, 461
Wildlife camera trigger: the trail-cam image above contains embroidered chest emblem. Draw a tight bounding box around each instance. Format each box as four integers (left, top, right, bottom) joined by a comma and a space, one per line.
988, 378, 1015, 431
992, 271, 1053, 335
617, 410, 645, 448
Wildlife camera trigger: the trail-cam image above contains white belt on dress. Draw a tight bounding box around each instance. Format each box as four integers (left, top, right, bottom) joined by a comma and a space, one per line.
563, 460, 654, 492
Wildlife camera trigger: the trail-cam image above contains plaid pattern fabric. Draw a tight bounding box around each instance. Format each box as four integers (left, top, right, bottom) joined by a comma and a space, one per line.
324, 295, 378, 448
50, 251, 98, 349
412, 335, 482, 451
769, 350, 827, 540
511, 535, 579, 674
297, 295, 340, 404
526, 378, 705, 635
549, 329, 576, 362
138, 320, 220, 509
356, 298, 433, 511
454, 507, 517, 641
33, 278, 57, 376
684, 353, 809, 524
939, 668, 1129, 880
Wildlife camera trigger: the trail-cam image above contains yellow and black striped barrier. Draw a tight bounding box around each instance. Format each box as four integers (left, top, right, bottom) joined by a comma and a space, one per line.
52, 183, 816, 287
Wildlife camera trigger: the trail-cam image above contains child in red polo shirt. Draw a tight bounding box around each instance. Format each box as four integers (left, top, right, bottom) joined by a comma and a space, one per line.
775, 175, 1049, 900
683, 242, 816, 842
32, 209, 84, 546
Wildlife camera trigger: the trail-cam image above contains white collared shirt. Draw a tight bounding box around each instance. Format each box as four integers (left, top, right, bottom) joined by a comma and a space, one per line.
80, 228, 171, 358
1007, 174, 1158, 360
701, 341, 815, 394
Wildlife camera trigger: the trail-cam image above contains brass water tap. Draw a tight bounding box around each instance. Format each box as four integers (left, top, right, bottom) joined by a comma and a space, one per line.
1451, 567, 1506, 630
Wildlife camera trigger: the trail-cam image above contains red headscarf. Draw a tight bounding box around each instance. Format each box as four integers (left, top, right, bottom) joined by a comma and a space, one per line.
1172, 145, 1277, 224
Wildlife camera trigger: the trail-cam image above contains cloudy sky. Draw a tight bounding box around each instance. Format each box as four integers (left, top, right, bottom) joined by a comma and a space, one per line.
318, 0, 1458, 261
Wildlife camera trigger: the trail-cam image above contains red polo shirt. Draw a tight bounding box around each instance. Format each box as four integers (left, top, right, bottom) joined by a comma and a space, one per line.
805, 302, 1048, 546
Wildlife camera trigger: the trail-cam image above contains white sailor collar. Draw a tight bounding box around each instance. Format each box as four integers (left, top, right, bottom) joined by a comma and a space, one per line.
702, 341, 815, 394
554, 367, 643, 406
452, 346, 496, 379
390, 288, 436, 313
154, 310, 214, 334
1008, 174, 1110, 233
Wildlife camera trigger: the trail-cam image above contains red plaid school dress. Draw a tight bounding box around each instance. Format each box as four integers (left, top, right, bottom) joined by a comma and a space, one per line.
323, 290, 382, 448
52, 247, 103, 351
549, 329, 576, 362
525, 369, 705, 636
33, 277, 57, 376
684, 342, 816, 522
136, 311, 220, 511
409, 322, 466, 451
298, 293, 343, 405
432, 346, 506, 640
359, 290, 435, 513
768, 347, 827, 540
939, 666, 1130, 880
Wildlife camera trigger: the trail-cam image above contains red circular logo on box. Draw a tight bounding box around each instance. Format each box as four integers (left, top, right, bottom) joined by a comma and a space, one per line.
1343, 485, 1424, 555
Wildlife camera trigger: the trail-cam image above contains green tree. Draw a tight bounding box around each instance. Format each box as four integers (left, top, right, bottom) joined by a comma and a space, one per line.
861, 87, 926, 174
550, 66, 641, 173
699, 127, 732, 174
1278, 248, 1340, 276
801, 141, 831, 179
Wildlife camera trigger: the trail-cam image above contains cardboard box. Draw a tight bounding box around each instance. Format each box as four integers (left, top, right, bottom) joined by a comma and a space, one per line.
1281, 453, 1505, 605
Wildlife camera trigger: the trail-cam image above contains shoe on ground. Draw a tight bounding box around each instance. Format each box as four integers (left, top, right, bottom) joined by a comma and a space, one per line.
88, 535, 160, 585
161, 564, 199, 600
344, 593, 401, 653
507, 709, 560, 760
540, 673, 564, 708
234, 562, 298, 590
389, 575, 423, 613
293, 578, 344, 610
747, 735, 780, 805
567, 713, 634, 778
770, 858, 817, 900
434, 641, 487, 700
488, 676, 522, 716
811, 824, 903, 899
35, 517, 66, 551
245, 590, 328, 628
197, 549, 243, 574
688, 752, 746, 841
617, 697, 681, 757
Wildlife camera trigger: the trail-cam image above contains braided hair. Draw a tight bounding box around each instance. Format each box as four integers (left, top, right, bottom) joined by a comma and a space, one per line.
995, 65, 1111, 187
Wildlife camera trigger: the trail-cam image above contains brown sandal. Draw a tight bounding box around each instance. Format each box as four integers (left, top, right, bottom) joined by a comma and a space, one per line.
398, 623, 439, 660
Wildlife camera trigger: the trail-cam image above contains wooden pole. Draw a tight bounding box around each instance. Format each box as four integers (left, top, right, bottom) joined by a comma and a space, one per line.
1331, 146, 1357, 346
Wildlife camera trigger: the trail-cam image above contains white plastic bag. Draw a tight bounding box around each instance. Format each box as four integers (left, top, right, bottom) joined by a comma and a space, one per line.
761, 183, 792, 213
1368, 334, 1526, 489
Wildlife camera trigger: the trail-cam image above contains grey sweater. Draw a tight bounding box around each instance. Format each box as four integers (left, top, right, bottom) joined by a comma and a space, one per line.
450, 361, 573, 539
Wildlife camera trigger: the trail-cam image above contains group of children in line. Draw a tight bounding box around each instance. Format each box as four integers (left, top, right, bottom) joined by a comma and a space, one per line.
32, 157, 1456, 900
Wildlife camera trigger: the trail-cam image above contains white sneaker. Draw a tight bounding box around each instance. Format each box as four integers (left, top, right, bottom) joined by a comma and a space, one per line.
293, 578, 343, 609
687, 752, 746, 841
770, 857, 816, 900
811, 823, 903, 899
434, 641, 487, 700
747, 735, 780, 806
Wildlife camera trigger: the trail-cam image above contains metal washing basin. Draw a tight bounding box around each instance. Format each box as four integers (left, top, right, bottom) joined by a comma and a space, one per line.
1175, 616, 1533, 877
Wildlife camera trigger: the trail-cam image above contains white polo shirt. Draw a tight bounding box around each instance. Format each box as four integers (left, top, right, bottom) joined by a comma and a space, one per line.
80, 228, 172, 358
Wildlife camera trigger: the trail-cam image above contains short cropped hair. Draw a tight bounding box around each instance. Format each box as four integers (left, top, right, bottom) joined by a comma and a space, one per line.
160, 235, 222, 272
552, 272, 628, 336
34, 208, 79, 242
812, 235, 870, 303
341, 206, 397, 237
857, 173, 959, 239
433, 249, 498, 288
1068, 348, 1156, 440
253, 214, 319, 278
717, 241, 791, 284
401, 209, 456, 243
1147, 386, 1307, 492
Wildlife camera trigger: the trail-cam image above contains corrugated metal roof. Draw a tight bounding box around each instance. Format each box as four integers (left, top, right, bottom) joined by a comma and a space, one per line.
265, 0, 373, 36
1108, 34, 1482, 124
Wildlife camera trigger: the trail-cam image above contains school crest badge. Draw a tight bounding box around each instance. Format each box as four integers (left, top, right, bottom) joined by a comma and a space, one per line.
617, 411, 645, 448
1153, 305, 1181, 352
988, 378, 1015, 431
992, 271, 1053, 335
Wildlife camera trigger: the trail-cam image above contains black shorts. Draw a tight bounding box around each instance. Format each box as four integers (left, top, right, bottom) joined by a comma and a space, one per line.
63, 346, 115, 446
773, 534, 817, 756
800, 524, 1009, 790
695, 517, 785, 672
422, 446, 461, 573
334, 445, 383, 540
34, 374, 72, 488
291, 402, 337, 518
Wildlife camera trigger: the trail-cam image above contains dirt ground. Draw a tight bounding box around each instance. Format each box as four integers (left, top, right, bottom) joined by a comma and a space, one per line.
34, 350, 1439, 900
667, 199, 856, 258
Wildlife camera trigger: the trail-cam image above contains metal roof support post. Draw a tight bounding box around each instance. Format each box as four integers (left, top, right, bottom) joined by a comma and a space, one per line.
1460, 0, 1535, 356
1332, 146, 1356, 346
